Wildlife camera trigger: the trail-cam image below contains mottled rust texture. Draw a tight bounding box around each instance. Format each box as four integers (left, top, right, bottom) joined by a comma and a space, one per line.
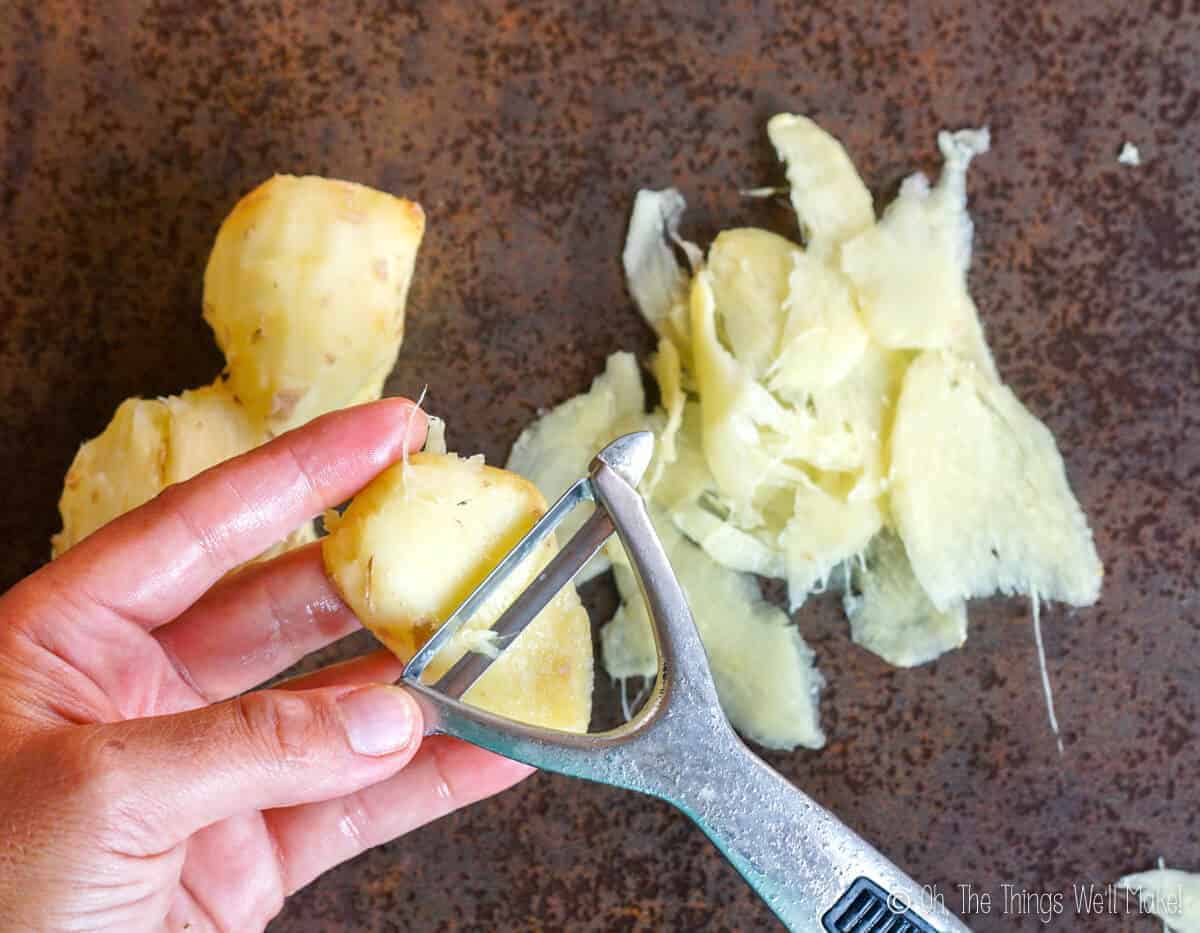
1, 2, 1197, 931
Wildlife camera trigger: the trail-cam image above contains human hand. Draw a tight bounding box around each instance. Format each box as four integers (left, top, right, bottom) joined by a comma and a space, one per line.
0, 399, 533, 931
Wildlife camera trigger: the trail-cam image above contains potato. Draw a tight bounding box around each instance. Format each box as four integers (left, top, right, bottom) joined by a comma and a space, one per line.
889, 350, 1103, 610
203, 175, 425, 434
322, 453, 593, 733
53, 381, 315, 560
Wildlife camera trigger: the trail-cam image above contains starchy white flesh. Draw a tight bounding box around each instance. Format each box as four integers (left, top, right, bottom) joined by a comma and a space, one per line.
506, 352, 644, 583
889, 351, 1103, 610
204, 175, 425, 433
510, 114, 1102, 748
601, 511, 824, 750
322, 453, 593, 732
53, 382, 315, 560
844, 531, 967, 667
767, 113, 875, 257
1117, 869, 1200, 933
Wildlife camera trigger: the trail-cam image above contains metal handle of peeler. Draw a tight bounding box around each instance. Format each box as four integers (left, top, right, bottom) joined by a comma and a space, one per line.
402, 433, 972, 933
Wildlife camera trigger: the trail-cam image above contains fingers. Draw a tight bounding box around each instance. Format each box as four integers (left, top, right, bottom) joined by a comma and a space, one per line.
265, 737, 535, 894
77, 683, 426, 856
36, 399, 426, 632
279, 648, 406, 692
154, 543, 361, 702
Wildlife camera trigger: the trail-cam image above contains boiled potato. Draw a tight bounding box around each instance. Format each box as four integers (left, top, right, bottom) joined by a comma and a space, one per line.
204, 175, 425, 434
322, 453, 593, 733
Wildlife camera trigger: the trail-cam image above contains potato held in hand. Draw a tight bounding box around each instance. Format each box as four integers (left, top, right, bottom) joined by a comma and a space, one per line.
204, 175, 425, 433
322, 453, 593, 733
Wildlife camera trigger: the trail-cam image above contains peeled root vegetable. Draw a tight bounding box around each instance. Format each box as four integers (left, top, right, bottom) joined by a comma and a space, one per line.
204, 175, 425, 434
52, 381, 316, 560
322, 453, 593, 733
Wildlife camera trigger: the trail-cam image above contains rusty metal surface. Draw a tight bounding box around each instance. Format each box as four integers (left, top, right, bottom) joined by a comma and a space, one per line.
1, 2, 1196, 930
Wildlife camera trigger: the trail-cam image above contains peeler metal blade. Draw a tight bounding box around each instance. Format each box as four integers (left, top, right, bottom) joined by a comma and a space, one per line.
402, 431, 654, 698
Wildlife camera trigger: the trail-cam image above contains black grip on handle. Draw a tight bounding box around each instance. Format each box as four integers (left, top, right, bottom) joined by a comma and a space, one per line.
822, 876, 938, 932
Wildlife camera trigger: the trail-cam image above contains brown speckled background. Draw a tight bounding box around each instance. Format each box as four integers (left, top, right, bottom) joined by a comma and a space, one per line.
2, 2, 1197, 930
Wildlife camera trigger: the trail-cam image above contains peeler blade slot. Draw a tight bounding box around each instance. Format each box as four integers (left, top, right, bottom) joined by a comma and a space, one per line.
402, 475, 599, 686
432, 504, 616, 699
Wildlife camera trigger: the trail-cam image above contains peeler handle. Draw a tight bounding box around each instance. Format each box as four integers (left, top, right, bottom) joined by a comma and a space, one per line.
663, 732, 972, 932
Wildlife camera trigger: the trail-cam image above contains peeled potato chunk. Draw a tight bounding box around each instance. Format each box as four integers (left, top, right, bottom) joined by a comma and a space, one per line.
204, 175, 425, 433
322, 453, 593, 733
889, 350, 1103, 610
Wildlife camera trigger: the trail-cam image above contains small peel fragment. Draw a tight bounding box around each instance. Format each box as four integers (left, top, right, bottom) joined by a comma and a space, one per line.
782, 475, 883, 610
841, 128, 995, 375
1117, 869, 1200, 933
844, 530, 967, 667
1118, 141, 1142, 167
767, 251, 870, 401
622, 188, 695, 355
506, 352, 644, 582
602, 509, 825, 750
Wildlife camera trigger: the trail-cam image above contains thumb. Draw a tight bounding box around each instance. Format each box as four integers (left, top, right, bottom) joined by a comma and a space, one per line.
75, 684, 423, 854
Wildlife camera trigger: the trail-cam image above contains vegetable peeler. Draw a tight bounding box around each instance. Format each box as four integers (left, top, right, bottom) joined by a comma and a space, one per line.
402, 432, 972, 933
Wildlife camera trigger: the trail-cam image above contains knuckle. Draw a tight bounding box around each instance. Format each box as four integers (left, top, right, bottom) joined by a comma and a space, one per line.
234, 691, 331, 766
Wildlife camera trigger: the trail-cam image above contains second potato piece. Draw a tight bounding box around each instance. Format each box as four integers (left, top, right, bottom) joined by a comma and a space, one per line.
322, 453, 594, 733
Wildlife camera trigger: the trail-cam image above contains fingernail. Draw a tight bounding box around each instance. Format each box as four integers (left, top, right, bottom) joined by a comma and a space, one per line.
337, 686, 417, 756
